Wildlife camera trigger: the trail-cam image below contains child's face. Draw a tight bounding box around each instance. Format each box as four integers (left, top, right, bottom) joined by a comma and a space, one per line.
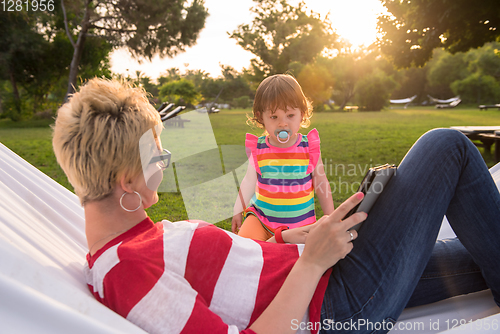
260, 106, 303, 146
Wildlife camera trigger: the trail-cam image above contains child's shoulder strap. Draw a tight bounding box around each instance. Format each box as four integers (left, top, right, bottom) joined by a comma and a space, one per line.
305, 128, 321, 174
245, 133, 262, 175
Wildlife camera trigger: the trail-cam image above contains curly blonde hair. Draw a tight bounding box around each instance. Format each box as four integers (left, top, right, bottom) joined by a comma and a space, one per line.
248, 74, 313, 130
52, 78, 161, 205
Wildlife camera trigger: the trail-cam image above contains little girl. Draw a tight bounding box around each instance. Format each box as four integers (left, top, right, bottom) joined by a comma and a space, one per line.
232, 74, 334, 241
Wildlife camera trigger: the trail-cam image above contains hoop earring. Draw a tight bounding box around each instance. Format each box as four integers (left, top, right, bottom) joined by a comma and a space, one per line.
120, 191, 142, 213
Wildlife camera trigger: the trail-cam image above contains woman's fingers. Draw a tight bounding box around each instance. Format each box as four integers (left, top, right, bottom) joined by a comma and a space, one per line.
344, 211, 368, 231
300, 194, 367, 269
326, 192, 368, 231
346, 229, 358, 242
330, 192, 364, 221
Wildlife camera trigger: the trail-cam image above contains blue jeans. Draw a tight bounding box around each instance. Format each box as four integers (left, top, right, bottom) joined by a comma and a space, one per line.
320, 129, 500, 333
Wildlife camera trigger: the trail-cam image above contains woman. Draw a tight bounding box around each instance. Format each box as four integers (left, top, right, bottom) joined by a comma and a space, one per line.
52, 78, 500, 334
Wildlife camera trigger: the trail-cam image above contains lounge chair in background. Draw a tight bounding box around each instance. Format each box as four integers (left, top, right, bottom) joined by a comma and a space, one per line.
436, 98, 462, 109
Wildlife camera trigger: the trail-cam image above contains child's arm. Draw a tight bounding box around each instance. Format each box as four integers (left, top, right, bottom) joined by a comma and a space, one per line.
231, 162, 257, 233
312, 153, 335, 215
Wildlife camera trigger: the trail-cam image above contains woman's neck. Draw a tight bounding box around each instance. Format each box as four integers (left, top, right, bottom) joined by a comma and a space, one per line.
84, 195, 147, 255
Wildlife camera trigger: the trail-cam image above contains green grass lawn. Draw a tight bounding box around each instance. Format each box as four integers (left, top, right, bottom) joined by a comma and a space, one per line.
1, 106, 499, 230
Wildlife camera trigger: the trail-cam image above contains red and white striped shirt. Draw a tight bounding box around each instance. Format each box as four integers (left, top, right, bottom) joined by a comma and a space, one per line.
85, 218, 330, 333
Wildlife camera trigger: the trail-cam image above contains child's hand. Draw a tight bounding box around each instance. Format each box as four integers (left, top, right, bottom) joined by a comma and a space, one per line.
231, 214, 243, 233
280, 225, 312, 244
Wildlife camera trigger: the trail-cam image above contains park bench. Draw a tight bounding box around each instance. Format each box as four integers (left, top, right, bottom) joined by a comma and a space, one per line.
450, 126, 500, 162
158, 105, 190, 128
164, 115, 191, 128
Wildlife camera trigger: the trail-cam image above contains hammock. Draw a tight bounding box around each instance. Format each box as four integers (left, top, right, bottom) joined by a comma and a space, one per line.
390, 95, 417, 104
428, 95, 461, 104
390, 95, 417, 109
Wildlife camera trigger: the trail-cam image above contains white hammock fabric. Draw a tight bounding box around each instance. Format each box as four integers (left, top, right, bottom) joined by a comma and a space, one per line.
428, 95, 461, 104
390, 95, 417, 104
0, 142, 145, 334
0, 142, 498, 333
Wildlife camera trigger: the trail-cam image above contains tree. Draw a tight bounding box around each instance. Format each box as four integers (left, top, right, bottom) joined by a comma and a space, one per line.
328, 55, 363, 110
326, 48, 381, 110
230, 0, 338, 81
296, 62, 333, 109
0, 12, 45, 118
159, 79, 201, 106
219, 65, 252, 102
355, 69, 397, 111
378, 0, 500, 68
467, 42, 500, 80
61, 0, 208, 99
0, 10, 113, 120
425, 48, 469, 98
451, 73, 500, 105
390, 66, 427, 104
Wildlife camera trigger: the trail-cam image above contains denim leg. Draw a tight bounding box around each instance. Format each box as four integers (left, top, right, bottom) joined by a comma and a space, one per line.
320, 129, 500, 333
406, 238, 488, 308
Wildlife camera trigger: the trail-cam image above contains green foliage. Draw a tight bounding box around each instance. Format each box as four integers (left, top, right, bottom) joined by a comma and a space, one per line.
466, 43, 500, 80
0, 83, 26, 121
327, 51, 377, 110
62, 0, 208, 97
355, 70, 397, 111
157, 66, 253, 106
219, 65, 253, 102
419, 42, 500, 102
451, 73, 500, 104
378, 0, 500, 68
230, 0, 338, 81
0, 11, 48, 119
0, 8, 113, 121
89, 0, 209, 60
296, 62, 333, 108
159, 79, 201, 106
232, 96, 251, 109
390, 66, 427, 103
427, 50, 469, 91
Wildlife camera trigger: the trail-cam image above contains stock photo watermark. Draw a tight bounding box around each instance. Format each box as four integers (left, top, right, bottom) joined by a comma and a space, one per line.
291, 317, 499, 332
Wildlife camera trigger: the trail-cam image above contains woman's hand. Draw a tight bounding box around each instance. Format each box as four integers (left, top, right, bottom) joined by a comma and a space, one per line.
249, 193, 367, 334
300, 192, 367, 272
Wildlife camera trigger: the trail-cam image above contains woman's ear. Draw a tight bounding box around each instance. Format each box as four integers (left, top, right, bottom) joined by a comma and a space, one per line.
119, 172, 136, 193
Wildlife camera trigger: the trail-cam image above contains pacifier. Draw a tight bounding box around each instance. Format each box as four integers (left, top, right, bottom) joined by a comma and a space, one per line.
275, 129, 291, 144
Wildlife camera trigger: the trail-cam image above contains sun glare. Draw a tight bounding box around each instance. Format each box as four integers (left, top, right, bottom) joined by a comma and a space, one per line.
302, 0, 387, 48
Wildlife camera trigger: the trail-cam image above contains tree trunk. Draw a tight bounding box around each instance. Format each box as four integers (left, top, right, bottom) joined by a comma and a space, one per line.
8, 66, 21, 119
65, 33, 87, 100
64, 0, 92, 101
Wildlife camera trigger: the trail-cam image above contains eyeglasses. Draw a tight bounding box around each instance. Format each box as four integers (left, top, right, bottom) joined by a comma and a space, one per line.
149, 148, 171, 171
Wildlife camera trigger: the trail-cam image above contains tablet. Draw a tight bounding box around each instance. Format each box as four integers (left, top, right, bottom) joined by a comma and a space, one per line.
344, 164, 397, 231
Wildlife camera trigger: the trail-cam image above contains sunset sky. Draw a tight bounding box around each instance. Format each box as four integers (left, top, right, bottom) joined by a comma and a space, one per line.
110, 0, 387, 80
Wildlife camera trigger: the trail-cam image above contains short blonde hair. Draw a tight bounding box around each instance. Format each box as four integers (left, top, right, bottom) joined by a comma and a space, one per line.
52, 78, 161, 205
248, 74, 313, 129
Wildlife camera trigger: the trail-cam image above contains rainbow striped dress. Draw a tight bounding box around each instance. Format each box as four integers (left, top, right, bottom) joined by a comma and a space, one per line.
244, 129, 321, 231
